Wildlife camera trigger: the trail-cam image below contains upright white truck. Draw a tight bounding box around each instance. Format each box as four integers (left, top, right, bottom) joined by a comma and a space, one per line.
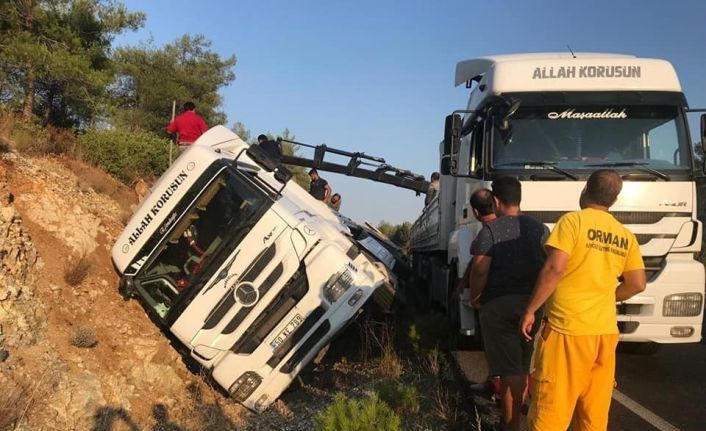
411, 52, 705, 349
111, 126, 387, 411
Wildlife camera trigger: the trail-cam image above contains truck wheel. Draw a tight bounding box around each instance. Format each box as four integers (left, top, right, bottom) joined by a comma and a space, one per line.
617, 342, 661, 355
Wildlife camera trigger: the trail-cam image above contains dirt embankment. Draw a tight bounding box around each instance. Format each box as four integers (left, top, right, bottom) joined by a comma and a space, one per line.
0, 150, 248, 430
0, 147, 483, 431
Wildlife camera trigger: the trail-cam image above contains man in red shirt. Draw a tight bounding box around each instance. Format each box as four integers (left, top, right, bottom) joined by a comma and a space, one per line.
166, 101, 208, 145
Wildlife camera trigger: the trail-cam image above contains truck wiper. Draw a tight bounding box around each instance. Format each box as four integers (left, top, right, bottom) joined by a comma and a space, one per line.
494, 161, 578, 180
584, 162, 670, 181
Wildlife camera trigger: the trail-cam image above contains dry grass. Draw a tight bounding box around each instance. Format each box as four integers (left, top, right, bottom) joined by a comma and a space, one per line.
14, 125, 76, 156
71, 326, 98, 348
177, 379, 241, 431
424, 348, 441, 378
0, 370, 55, 430
63, 158, 138, 216
429, 386, 460, 426
0, 382, 24, 430
63, 254, 92, 286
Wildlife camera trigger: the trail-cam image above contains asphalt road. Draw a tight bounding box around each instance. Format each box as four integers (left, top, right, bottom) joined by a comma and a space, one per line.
609, 342, 706, 431
453, 341, 706, 431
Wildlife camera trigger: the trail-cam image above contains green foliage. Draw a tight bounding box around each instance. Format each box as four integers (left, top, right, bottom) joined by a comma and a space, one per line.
314, 392, 402, 431
0, 0, 145, 126
377, 221, 412, 248
375, 379, 419, 414
112, 34, 236, 133
76, 128, 169, 183
406, 312, 450, 354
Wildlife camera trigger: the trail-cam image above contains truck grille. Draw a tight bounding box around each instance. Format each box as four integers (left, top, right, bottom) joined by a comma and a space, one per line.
634, 234, 677, 245
267, 306, 326, 368
643, 256, 666, 282
524, 211, 689, 225
202, 245, 277, 330
221, 262, 284, 335
617, 321, 639, 334
230, 265, 309, 354
279, 319, 331, 374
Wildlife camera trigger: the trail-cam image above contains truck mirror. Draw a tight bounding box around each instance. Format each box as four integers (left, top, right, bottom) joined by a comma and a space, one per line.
444, 114, 463, 156
274, 165, 292, 184
504, 98, 521, 120
118, 276, 136, 301
246, 144, 279, 172
701, 114, 706, 153
440, 156, 451, 175
444, 114, 462, 175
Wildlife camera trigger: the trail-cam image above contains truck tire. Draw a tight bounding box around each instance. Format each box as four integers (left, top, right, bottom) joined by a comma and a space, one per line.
617, 341, 661, 355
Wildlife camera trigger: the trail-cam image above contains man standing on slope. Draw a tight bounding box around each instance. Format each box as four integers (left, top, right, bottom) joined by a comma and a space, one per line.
167, 101, 208, 146
520, 169, 646, 431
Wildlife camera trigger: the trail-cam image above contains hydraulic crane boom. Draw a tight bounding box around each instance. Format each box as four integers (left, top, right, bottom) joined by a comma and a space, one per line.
278, 138, 430, 194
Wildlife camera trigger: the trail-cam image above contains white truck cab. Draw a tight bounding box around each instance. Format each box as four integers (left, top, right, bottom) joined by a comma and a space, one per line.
112, 126, 386, 411
412, 53, 705, 347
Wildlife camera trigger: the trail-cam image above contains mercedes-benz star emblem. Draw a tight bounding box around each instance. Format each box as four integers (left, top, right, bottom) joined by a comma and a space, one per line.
234, 282, 259, 307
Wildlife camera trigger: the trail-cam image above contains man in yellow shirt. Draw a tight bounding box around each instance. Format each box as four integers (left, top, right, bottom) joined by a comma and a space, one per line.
519, 169, 646, 431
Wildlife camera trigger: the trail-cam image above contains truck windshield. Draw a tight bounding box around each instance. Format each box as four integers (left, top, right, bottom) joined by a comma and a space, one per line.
491, 105, 691, 172
134, 167, 269, 320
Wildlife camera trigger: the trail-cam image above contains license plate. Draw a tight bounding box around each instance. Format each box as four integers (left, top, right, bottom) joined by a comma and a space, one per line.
270, 314, 304, 350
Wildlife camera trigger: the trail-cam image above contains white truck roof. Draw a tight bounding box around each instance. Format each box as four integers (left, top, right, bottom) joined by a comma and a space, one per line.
455, 52, 681, 93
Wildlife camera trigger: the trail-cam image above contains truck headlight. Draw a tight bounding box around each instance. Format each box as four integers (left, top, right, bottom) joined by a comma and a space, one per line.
663, 293, 703, 317
324, 269, 355, 303
229, 371, 262, 402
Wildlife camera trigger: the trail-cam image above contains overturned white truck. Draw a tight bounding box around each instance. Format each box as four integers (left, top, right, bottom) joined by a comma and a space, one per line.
111, 126, 387, 411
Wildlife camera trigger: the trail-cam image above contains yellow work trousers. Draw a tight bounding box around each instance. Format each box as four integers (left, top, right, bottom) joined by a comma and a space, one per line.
527, 324, 619, 431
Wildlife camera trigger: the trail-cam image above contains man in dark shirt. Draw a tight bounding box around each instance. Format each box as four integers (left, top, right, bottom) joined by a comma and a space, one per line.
469, 177, 548, 431
257, 134, 283, 163
308, 168, 331, 201
166, 102, 208, 145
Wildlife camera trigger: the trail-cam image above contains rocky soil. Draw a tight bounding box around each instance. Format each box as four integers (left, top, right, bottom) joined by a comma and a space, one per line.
0, 151, 250, 430
0, 148, 480, 431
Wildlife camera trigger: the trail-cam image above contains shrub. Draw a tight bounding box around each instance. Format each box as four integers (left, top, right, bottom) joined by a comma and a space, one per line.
375, 379, 419, 414
314, 392, 401, 431
406, 312, 450, 354
64, 255, 92, 286
76, 128, 170, 184
378, 348, 403, 380
71, 326, 98, 348
12, 123, 76, 156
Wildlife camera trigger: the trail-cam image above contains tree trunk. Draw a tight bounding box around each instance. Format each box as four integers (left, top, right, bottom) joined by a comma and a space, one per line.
22, 66, 34, 121
21, 0, 35, 121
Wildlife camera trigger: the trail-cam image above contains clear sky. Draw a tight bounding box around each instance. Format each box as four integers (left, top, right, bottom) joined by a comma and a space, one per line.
115, 0, 706, 225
